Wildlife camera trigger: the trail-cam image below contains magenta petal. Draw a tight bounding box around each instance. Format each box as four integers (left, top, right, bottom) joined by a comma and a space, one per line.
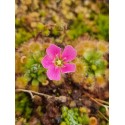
46, 44, 61, 59
61, 63, 76, 73
62, 45, 77, 62
41, 55, 53, 69
47, 66, 61, 80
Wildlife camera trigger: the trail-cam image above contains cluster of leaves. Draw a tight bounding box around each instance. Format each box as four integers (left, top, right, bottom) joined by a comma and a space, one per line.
67, 14, 90, 40
83, 50, 107, 75
95, 14, 109, 40
72, 40, 108, 90
60, 106, 89, 125
65, 0, 109, 41
16, 40, 49, 91
16, 93, 43, 124
15, 93, 33, 120
16, 18, 52, 48
67, 13, 109, 41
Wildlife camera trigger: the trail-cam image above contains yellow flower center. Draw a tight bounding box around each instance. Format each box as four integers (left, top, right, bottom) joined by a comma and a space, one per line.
55, 59, 63, 66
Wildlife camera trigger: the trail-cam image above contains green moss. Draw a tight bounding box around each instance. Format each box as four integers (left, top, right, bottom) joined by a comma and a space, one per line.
60, 122, 67, 125
67, 15, 89, 40
61, 106, 89, 125
15, 18, 20, 27
36, 23, 45, 31
81, 114, 90, 125
16, 29, 32, 48
52, 26, 60, 36
39, 10, 46, 17
95, 14, 109, 40
16, 93, 33, 119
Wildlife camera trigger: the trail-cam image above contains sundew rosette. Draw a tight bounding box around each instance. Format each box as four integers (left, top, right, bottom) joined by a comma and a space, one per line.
72, 40, 109, 91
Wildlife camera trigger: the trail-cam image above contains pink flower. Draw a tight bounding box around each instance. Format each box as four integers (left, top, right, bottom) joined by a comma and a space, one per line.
41, 44, 77, 81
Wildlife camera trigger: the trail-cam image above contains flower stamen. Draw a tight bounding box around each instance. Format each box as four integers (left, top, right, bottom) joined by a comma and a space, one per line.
55, 59, 63, 66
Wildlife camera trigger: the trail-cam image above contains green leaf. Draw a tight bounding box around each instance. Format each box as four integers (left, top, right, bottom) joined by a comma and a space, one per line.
32, 79, 39, 86
38, 75, 46, 83
25, 58, 35, 68
81, 114, 90, 125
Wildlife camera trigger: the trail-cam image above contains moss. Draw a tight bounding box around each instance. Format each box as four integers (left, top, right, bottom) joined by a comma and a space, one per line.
51, 26, 60, 36
16, 76, 29, 89
16, 29, 32, 48
95, 14, 109, 41
15, 93, 33, 119
36, 23, 45, 31
61, 106, 90, 125
67, 15, 89, 40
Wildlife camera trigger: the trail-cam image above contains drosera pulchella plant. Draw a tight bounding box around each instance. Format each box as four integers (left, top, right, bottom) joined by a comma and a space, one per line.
72, 39, 108, 91
15, 38, 50, 91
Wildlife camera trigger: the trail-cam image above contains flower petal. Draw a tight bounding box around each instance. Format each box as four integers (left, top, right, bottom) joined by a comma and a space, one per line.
61, 63, 76, 73
46, 44, 61, 59
62, 45, 77, 62
41, 55, 53, 69
47, 65, 61, 80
